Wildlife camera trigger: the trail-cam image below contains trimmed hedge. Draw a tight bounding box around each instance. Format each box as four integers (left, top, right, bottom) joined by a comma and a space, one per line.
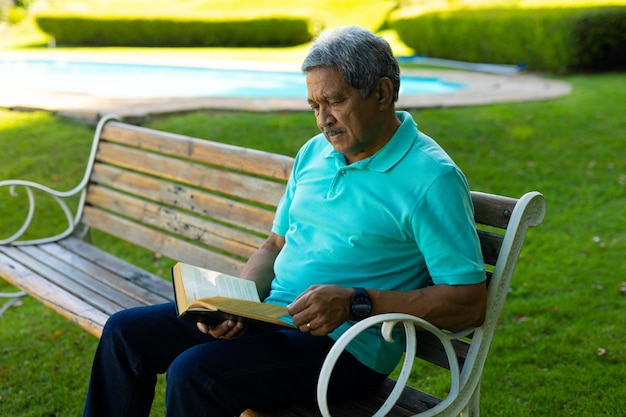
1, 4, 29, 24
392, 6, 626, 73
34, 15, 315, 47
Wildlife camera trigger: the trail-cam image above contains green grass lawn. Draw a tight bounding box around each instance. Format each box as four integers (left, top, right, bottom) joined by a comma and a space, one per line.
1, 71, 625, 416
1, 0, 625, 416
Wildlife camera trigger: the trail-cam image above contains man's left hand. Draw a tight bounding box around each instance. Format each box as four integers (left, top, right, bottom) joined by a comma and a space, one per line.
288, 285, 353, 335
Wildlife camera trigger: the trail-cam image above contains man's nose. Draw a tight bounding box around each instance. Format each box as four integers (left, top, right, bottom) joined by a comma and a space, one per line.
317, 105, 335, 127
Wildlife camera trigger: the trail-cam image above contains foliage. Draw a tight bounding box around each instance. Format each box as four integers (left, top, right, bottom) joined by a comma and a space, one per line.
391, 6, 626, 72
0, 1, 29, 25
570, 7, 626, 69
34, 14, 315, 47
25, 0, 399, 48
14, 0, 35, 8
39, 0, 396, 32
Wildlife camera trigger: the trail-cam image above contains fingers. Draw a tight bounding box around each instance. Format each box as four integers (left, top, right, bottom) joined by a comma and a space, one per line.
304, 321, 319, 334
299, 321, 314, 333
196, 320, 248, 339
289, 285, 353, 335
287, 289, 310, 316
290, 293, 318, 334
197, 321, 212, 334
287, 285, 323, 319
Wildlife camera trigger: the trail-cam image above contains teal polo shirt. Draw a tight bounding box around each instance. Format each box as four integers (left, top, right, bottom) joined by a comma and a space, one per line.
265, 111, 485, 373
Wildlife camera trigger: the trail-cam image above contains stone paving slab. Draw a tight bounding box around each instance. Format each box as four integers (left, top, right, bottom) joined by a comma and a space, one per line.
0, 52, 571, 123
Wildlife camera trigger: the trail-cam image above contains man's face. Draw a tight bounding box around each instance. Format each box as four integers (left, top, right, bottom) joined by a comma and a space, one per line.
306, 66, 387, 163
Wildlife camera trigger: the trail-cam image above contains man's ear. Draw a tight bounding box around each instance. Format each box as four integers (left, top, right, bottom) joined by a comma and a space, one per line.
376, 77, 395, 110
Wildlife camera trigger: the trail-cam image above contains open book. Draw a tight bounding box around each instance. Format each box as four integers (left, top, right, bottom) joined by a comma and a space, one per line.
172, 262, 294, 329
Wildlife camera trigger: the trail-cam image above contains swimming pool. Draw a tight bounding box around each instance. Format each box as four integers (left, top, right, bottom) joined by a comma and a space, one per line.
0, 59, 467, 99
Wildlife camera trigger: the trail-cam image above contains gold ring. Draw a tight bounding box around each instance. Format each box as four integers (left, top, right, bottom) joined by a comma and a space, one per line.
306, 322, 312, 330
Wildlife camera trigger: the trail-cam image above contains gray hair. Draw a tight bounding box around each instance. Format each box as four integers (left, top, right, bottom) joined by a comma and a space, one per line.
301, 26, 400, 102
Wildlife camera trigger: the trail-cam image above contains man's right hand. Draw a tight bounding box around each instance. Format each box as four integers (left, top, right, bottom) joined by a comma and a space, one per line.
197, 320, 248, 339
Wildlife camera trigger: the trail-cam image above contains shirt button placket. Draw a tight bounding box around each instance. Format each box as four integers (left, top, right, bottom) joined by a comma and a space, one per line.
327, 169, 347, 199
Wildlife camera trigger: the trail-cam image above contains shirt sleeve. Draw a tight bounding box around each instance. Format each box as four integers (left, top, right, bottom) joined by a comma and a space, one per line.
412, 168, 486, 286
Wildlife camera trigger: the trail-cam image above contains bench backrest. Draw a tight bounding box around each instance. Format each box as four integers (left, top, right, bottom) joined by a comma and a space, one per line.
82, 118, 292, 276
83, 117, 546, 380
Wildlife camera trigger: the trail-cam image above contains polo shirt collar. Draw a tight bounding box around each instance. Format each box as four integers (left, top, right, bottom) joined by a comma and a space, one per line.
324, 111, 417, 172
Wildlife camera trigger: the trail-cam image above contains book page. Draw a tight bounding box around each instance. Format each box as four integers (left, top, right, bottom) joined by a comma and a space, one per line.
180, 263, 259, 304
216, 274, 260, 302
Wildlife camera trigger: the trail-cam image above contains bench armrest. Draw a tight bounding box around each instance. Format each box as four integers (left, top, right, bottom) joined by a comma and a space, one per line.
0, 115, 119, 246
317, 313, 470, 417
0, 179, 88, 245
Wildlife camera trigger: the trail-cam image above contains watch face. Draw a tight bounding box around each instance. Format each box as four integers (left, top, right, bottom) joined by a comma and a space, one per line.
351, 288, 372, 320
352, 301, 371, 319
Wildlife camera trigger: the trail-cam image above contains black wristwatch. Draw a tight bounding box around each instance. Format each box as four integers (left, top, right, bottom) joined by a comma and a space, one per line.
350, 287, 372, 321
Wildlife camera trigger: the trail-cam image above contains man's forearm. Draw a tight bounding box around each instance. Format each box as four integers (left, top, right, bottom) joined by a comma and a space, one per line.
369, 282, 488, 330
239, 248, 277, 299
240, 233, 285, 300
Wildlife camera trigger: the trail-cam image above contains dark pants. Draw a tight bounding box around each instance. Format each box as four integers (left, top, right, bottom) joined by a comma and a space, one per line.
82, 302, 387, 417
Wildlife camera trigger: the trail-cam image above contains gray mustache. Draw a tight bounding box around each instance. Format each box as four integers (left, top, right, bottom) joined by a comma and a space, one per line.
323, 128, 345, 135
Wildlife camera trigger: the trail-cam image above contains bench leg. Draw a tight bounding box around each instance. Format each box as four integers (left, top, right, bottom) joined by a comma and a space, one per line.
0, 291, 26, 317
461, 382, 480, 417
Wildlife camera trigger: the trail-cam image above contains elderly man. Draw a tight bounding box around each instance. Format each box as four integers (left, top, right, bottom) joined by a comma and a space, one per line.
83, 25, 486, 417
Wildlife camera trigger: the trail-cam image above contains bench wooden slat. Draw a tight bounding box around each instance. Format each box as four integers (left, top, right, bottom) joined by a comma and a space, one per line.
101, 121, 294, 182
90, 163, 275, 235
86, 185, 265, 259
39, 241, 170, 306
0, 247, 112, 337
250, 377, 441, 417
477, 229, 504, 266
60, 237, 172, 298
96, 141, 286, 208
414, 331, 470, 370
2, 245, 128, 314
20, 245, 145, 309
471, 191, 517, 229
82, 206, 247, 276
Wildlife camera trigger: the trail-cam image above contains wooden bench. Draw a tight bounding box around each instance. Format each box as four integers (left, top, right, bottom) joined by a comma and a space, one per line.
0, 114, 546, 417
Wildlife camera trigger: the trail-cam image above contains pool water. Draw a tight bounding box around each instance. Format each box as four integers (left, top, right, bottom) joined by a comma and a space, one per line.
0, 59, 466, 99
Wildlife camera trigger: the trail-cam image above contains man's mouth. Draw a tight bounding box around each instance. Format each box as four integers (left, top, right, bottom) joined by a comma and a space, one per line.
323, 128, 345, 139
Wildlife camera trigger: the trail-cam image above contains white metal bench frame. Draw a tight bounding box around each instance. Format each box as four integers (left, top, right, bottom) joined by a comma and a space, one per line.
317, 191, 547, 417
0, 114, 117, 246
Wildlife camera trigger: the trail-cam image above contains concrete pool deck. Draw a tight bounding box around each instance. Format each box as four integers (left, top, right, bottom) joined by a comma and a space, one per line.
0, 52, 572, 123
